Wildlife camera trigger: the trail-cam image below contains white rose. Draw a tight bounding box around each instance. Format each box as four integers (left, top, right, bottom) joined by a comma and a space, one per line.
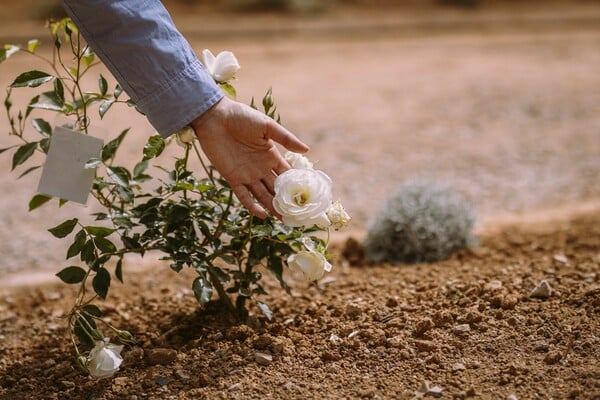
87, 339, 124, 379
201, 49, 240, 83
174, 126, 196, 146
287, 238, 332, 281
326, 200, 351, 230
284, 151, 313, 169
273, 168, 332, 228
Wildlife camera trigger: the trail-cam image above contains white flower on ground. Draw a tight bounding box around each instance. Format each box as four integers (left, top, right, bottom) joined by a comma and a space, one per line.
201, 49, 240, 83
326, 200, 351, 230
273, 168, 332, 228
175, 126, 196, 147
284, 151, 313, 170
287, 237, 332, 281
87, 339, 124, 379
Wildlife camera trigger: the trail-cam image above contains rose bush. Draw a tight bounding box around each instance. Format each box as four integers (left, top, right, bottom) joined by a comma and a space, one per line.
1, 18, 349, 377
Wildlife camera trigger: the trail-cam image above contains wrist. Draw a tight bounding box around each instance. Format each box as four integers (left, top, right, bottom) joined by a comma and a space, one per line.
190, 96, 228, 135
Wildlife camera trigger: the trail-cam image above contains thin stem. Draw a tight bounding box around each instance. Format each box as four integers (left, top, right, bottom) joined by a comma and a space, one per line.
207, 265, 235, 313
192, 141, 215, 185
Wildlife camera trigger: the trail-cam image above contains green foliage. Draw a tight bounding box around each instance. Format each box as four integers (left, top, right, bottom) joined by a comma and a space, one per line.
364, 181, 476, 264
2, 18, 323, 371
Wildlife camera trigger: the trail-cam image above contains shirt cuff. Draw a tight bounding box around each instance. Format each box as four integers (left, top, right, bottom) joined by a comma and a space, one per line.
137, 59, 224, 138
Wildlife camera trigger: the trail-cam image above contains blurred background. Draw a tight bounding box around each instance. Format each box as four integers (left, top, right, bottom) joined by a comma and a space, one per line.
0, 0, 599, 279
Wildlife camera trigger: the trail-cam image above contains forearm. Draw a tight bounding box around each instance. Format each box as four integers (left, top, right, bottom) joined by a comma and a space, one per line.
61, 0, 223, 137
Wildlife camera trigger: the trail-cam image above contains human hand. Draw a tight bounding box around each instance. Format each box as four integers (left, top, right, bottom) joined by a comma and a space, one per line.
191, 96, 309, 219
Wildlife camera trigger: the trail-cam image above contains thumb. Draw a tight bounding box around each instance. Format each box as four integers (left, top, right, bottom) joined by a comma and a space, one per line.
266, 120, 309, 153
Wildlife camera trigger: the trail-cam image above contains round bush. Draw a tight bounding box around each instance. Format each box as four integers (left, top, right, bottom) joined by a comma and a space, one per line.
364, 181, 476, 264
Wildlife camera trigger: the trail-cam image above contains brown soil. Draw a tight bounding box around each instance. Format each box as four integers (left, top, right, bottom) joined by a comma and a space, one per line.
0, 2, 599, 399
1, 211, 599, 399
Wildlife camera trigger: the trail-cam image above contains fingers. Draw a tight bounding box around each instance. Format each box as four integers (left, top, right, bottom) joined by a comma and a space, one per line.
266, 120, 309, 153
249, 181, 279, 216
231, 184, 267, 219
272, 156, 290, 176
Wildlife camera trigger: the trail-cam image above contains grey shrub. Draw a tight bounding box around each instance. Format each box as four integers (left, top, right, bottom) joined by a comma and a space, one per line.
364, 181, 476, 264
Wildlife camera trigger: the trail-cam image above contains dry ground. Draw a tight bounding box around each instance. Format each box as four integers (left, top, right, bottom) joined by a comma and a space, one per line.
0, 2, 599, 399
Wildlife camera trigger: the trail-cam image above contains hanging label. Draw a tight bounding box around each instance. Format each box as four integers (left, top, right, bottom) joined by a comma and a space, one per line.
37, 125, 104, 205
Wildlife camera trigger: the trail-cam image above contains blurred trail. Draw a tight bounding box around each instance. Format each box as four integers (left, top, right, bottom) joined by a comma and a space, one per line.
1, 6, 600, 43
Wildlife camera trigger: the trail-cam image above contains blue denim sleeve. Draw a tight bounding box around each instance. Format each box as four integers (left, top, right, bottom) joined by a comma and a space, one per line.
61, 0, 223, 137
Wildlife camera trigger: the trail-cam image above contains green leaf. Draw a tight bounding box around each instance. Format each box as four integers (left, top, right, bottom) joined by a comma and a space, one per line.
17, 165, 40, 179
192, 276, 213, 306
67, 230, 87, 259
268, 256, 290, 294
115, 259, 123, 283
39, 138, 50, 154
98, 75, 108, 96
27, 39, 40, 53
28, 194, 51, 211
82, 47, 94, 66
219, 82, 236, 98
80, 240, 95, 264
53, 79, 64, 105
167, 204, 189, 224
74, 319, 95, 347
84, 226, 115, 237
142, 135, 165, 161
114, 84, 123, 99
10, 70, 54, 88
48, 218, 78, 238
92, 267, 111, 299
133, 160, 148, 177
11, 142, 37, 170
106, 166, 131, 187
0, 44, 20, 63
32, 118, 52, 136
56, 266, 86, 284
29, 91, 64, 111
101, 128, 129, 161
84, 157, 102, 169
208, 266, 230, 282
82, 304, 102, 317
121, 233, 139, 247
98, 100, 113, 119
256, 301, 273, 321
94, 236, 116, 253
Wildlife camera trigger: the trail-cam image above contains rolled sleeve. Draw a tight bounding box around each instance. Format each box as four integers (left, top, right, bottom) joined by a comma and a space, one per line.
61, 0, 223, 137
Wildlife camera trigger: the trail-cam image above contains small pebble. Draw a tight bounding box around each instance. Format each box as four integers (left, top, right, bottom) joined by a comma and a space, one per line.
414, 317, 435, 337
229, 383, 242, 391
155, 376, 172, 386
553, 254, 569, 264
453, 324, 471, 335
145, 348, 177, 366
175, 370, 190, 380
529, 280, 552, 299
453, 362, 466, 371
501, 295, 518, 310
345, 302, 362, 318
255, 351, 273, 366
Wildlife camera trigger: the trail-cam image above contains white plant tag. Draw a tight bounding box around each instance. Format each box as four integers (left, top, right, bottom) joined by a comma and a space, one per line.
37, 125, 104, 205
